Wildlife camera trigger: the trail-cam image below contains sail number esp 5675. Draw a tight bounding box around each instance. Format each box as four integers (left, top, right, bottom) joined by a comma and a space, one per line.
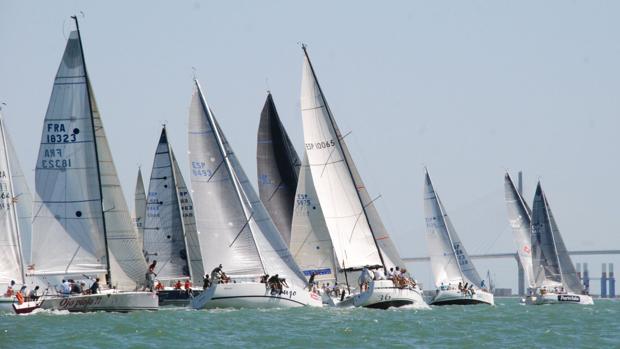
305, 139, 335, 150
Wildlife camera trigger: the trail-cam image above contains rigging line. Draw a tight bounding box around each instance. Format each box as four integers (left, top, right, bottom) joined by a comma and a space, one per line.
64, 245, 82, 275
346, 194, 383, 243
205, 156, 227, 182
265, 179, 284, 202
228, 212, 255, 248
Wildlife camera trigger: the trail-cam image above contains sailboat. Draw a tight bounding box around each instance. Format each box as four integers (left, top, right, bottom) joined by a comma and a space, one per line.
423, 171, 494, 305
256, 92, 301, 246
188, 80, 322, 309
300, 45, 427, 309
143, 126, 204, 306
0, 112, 33, 312
525, 182, 593, 305
14, 17, 157, 313
133, 167, 146, 250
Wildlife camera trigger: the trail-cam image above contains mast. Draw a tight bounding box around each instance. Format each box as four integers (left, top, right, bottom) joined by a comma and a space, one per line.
194, 80, 267, 274
301, 45, 387, 271
0, 115, 25, 283
166, 127, 194, 281
72, 16, 112, 286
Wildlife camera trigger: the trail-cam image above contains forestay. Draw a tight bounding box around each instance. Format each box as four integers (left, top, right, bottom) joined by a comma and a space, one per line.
0, 114, 32, 286
503, 173, 535, 288
531, 183, 582, 293
289, 153, 337, 283
188, 81, 306, 285
424, 171, 482, 288
300, 49, 383, 271
257, 92, 300, 247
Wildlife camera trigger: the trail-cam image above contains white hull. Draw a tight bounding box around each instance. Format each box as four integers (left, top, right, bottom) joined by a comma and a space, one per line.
191, 282, 323, 309
0, 297, 14, 312
13, 290, 158, 313
430, 289, 494, 306
334, 280, 429, 309
525, 293, 593, 305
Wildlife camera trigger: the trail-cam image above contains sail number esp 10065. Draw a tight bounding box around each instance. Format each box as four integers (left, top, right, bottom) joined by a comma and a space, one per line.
305, 139, 335, 151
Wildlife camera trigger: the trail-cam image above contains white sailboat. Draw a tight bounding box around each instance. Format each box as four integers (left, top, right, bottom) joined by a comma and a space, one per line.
423, 171, 494, 305
300, 45, 427, 309
0, 112, 33, 312
14, 17, 157, 313
143, 126, 204, 306
188, 80, 322, 309
525, 182, 592, 305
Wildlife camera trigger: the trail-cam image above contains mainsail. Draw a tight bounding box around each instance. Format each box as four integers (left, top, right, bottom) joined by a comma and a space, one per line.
289, 152, 337, 283
0, 113, 32, 286
256, 92, 301, 246
133, 168, 146, 249
424, 171, 482, 288
531, 183, 582, 293
503, 173, 535, 288
300, 46, 405, 271
144, 128, 192, 281
31, 24, 145, 290
188, 80, 305, 285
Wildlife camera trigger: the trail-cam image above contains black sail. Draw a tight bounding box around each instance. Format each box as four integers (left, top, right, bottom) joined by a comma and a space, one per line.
256, 93, 301, 246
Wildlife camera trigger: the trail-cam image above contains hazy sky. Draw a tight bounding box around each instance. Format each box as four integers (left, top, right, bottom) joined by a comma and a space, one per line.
1, 1, 618, 292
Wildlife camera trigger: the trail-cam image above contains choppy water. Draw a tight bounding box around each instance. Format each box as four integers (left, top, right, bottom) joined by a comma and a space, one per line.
1, 298, 618, 348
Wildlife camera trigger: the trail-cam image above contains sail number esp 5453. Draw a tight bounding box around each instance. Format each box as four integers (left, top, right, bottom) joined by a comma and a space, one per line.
305, 139, 335, 150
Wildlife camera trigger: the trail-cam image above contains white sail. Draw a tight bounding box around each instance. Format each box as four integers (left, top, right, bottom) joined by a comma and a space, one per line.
91, 88, 146, 290
531, 183, 582, 293
289, 152, 337, 283
144, 128, 191, 281
424, 171, 482, 288
171, 150, 204, 285
31, 30, 143, 290
300, 50, 383, 271
133, 168, 146, 249
0, 113, 31, 286
188, 81, 306, 285
503, 173, 535, 288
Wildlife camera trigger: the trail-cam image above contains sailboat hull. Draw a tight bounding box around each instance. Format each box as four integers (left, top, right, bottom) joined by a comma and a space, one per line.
191, 282, 322, 309
335, 280, 429, 309
12, 290, 158, 313
157, 287, 202, 307
525, 293, 593, 305
430, 289, 494, 306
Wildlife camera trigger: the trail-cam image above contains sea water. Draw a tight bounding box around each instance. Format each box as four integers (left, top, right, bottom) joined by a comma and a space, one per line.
1, 298, 617, 348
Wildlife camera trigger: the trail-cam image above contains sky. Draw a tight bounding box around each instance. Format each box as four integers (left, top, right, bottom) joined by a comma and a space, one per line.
1, 0, 619, 293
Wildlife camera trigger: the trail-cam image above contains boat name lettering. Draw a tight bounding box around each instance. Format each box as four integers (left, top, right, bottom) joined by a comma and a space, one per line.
305, 140, 335, 150
59, 296, 103, 308
558, 295, 580, 302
